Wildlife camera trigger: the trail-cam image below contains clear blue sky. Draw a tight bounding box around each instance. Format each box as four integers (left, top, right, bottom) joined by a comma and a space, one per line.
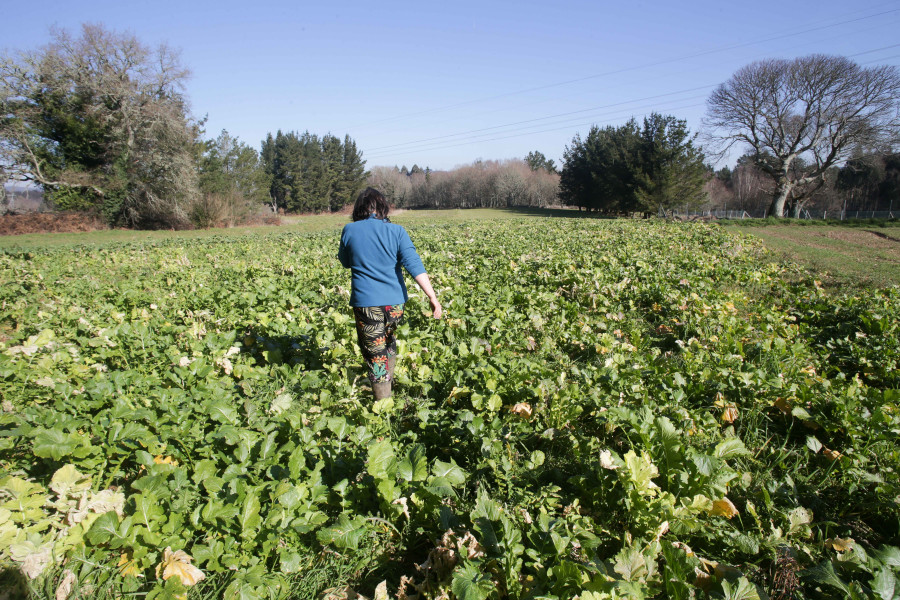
4, 0, 899, 171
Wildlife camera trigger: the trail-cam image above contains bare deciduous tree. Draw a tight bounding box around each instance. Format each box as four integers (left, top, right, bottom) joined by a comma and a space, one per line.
732, 158, 772, 214
703, 176, 733, 211
706, 55, 900, 217
370, 160, 559, 209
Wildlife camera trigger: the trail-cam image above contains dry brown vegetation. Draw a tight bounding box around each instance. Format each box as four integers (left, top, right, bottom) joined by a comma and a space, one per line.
0, 212, 106, 235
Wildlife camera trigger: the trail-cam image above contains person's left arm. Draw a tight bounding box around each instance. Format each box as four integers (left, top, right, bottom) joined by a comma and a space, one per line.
414, 272, 442, 319
398, 228, 441, 319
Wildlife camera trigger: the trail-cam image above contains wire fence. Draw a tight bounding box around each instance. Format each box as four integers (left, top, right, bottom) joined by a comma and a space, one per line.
673, 208, 897, 220
2, 190, 47, 213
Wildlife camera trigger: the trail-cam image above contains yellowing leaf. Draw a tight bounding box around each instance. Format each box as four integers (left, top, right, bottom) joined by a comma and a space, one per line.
788, 507, 813, 536
456, 530, 485, 559
155, 547, 205, 587
713, 563, 745, 581
826, 537, 855, 552
654, 520, 670, 540
721, 404, 739, 423
321, 586, 366, 600
269, 393, 292, 415
693, 567, 714, 591
118, 552, 142, 578
447, 386, 471, 403
392, 497, 410, 521
623, 450, 659, 497
823, 447, 843, 461
511, 402, 533, 418
153, 455, 178, 466
50, 465, 92, 499
710, 497, 739, 519
773, 397, 792, 415
55, 569, 76, 600
16, 541, 53, 579
373, 580, 389, 600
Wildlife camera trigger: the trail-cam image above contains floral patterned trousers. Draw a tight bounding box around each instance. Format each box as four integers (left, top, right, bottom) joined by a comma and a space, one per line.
352, 305, 404, 383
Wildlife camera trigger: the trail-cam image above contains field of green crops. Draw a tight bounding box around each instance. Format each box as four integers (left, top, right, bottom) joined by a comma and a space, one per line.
1, 217, 898, 600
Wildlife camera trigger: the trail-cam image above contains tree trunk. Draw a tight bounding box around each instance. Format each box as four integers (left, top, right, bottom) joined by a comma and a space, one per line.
769, 182, 791, 217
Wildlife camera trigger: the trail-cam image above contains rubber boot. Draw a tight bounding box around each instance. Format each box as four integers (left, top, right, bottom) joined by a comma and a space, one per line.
373, 355, 396, 400
373, 380, 391, 400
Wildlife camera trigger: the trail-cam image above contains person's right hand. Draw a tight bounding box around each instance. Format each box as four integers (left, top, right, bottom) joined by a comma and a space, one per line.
430, 297, 443, 319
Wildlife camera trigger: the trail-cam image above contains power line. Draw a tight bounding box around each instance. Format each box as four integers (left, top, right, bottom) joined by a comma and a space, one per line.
364, 100, 708, 161
349, 5, 900, 132
362, 39, 900, 163
364, 84, 716, 153
435, 18, 900, 136
369, 103, 707, 163
861, 53, 900, 65
363, 97, 709, 159
849, 43, 900, 57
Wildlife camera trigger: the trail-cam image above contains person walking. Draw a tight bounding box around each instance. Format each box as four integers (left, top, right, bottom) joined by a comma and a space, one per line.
337, 187, 442, 400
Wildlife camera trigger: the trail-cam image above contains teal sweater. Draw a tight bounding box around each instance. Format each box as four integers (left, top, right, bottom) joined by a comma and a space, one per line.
337, 215, 426, 307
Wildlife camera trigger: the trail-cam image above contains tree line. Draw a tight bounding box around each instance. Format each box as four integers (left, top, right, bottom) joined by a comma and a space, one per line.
2, 25, 898, 227
557, 55, 900, 218
0, 25, 366, 229
368, 157, 560, 209
705, 151, 900, 216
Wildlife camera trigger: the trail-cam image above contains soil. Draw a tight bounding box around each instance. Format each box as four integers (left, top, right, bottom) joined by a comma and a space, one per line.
0, 212, 107, 236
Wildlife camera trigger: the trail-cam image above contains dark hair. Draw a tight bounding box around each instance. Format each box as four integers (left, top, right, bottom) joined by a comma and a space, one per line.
352, 187, 391, 222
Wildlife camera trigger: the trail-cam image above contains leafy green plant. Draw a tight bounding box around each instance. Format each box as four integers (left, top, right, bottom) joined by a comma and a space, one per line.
0, 219, 897, 598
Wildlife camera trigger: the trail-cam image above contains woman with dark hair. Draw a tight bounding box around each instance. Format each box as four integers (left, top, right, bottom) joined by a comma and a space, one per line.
338, 187, 442, 400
